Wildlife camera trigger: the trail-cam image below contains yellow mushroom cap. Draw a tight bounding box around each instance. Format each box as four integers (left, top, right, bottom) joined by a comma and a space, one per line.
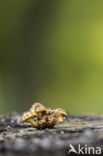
55, 115, 64, 123
46, 108, 54, 115
54, 108, 67, 116
21, 111, 37, 123
30, 103, 47, 113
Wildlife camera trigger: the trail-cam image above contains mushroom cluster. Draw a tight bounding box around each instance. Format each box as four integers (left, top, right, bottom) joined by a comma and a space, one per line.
21, 103, 67, 129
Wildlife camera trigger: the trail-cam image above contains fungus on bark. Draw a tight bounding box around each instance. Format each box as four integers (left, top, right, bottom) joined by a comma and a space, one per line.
21, 103, 67, 129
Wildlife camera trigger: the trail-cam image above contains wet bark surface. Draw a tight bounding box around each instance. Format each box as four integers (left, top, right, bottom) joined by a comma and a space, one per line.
0, 113, 103, 156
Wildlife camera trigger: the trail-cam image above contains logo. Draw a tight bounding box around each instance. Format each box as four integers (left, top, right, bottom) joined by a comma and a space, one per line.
68, 144, 101, 155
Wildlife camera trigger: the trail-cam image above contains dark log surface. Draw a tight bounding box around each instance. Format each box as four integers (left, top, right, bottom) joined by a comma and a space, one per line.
0, 113, 103, 156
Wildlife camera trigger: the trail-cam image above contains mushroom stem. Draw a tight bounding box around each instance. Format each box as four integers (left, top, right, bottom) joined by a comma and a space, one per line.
28, 118, 37, 128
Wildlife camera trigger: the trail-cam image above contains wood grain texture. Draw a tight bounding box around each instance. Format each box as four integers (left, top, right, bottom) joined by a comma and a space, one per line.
0, 113, 103, 156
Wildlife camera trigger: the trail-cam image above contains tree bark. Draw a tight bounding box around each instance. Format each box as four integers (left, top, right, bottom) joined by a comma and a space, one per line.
0, 113, 103, 156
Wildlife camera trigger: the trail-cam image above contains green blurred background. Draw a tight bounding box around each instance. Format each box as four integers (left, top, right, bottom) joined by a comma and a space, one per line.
0, 0, 103, 114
